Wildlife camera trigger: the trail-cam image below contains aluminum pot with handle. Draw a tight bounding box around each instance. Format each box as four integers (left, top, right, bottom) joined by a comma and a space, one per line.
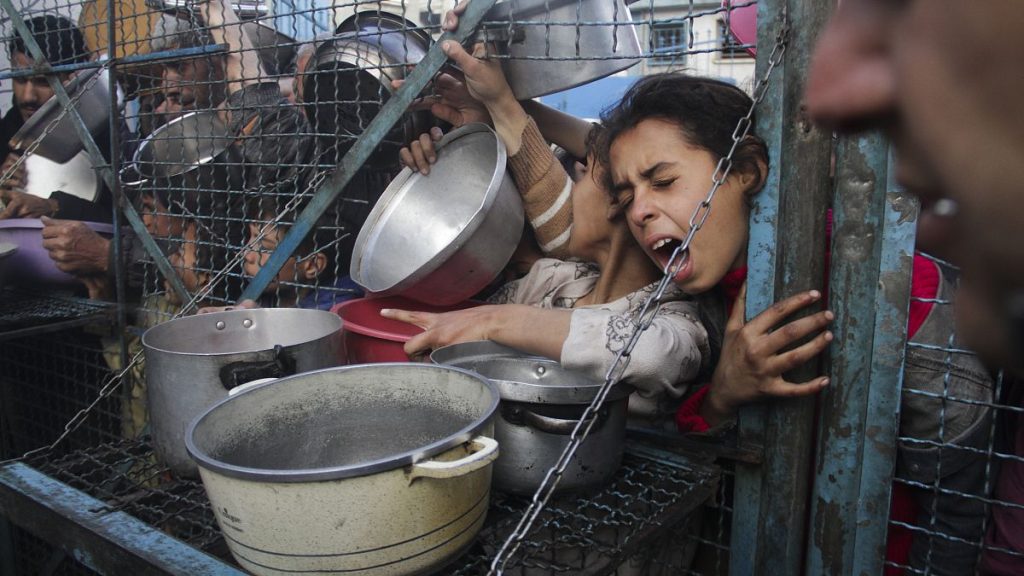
142, 308, 343, 477
431, 340, 631, 494
186, 363, 500, 576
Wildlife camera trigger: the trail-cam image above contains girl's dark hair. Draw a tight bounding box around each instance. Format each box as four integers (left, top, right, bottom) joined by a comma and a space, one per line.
596, 73, 768, 200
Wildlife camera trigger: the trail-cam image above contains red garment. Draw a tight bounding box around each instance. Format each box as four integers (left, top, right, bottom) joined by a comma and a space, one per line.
674, 255, 941, 574
720, 266, 748, 317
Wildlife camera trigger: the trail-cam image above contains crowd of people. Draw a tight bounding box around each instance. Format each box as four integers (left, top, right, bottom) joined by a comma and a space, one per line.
2, 0, 1023, 573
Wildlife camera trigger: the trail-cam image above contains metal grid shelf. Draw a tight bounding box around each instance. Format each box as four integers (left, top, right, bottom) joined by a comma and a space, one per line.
7, 438, 718, 575
0, 288, 117, 342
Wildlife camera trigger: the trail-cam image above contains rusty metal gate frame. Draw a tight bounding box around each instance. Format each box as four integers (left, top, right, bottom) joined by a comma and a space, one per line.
730, 1, 914, 574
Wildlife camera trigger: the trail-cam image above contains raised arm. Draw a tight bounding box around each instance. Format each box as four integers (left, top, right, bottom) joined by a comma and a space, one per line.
439, 41, 574, 258
197, 0, 265, 94
520, 99, 593, 160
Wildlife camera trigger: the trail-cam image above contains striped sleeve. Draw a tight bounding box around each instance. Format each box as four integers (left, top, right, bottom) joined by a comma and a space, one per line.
506, 117, 574, 259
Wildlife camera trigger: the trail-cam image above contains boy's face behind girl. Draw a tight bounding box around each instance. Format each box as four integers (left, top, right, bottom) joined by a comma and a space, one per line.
166, 222, 207, 305
242, 220, 326, 305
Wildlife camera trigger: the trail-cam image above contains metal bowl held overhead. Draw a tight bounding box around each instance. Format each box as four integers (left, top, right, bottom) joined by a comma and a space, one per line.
481, 0, 642, 100
432, 340, 632, 494
350, 123, 524, 306
128, 110, 242, 195
304, 11, 432, 163
9, 67, 112, 164
186, 363, 500, 576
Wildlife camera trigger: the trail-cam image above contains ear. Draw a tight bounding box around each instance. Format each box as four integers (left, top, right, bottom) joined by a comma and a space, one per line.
298, 253, 328, 281
732, 137, 768, 195
606, 195, 626, 221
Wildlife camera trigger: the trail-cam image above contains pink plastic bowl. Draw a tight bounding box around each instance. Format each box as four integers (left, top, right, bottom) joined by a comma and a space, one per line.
331, 296, 483, 363
0, 218, 115, 286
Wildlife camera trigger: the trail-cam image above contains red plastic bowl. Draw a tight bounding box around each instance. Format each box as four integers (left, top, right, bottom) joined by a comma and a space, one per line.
331, 296, 483, 363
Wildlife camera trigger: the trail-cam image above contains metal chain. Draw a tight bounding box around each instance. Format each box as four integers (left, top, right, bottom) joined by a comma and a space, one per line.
487, 14, 789, 574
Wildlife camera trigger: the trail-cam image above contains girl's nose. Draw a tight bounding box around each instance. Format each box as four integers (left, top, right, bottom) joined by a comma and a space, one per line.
628, 190, 657, 228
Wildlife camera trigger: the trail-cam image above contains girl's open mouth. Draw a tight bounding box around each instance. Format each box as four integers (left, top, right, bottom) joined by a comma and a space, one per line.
651, 236, 683, 269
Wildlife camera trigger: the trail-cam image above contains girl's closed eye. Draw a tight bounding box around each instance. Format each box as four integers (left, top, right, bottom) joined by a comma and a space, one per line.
653, 177, 677, 189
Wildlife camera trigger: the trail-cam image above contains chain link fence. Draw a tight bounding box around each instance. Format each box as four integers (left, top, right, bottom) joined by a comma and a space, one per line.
2, 1, 1012, 575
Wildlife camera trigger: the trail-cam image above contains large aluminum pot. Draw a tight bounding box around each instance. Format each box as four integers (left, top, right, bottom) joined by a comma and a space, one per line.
432, 341, 631, 494
142, 308, 343, 477
125, 110, 242, 195
186, 363, 500, 576
350, 123, 524, 305
482, 0, 642, 99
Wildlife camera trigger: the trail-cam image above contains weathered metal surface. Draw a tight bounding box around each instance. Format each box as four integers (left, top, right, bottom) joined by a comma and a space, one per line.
0, 0, 191, 304
239, 0, 500, 301
806, 134, 913, 575
0, 462, 244, 575
731, 0, 833, 574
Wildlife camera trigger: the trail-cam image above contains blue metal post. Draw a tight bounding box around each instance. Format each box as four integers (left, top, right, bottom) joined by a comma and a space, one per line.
239, 0, 500, 301
806, 136, 914, 575
0, 0, 193, 304
0, 463, 245, 575
730, 0, 834, 573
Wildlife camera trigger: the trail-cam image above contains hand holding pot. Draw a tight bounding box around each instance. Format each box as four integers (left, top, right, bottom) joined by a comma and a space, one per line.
0, 189, 57, 219
394, 71, 492, 130
398, 127, 444, 176
40, 216, 110, 275
0, 152, 26, 192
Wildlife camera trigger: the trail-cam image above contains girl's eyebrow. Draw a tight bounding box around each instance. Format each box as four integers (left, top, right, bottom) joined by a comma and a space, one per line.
642, 161, 676, 179
615, 160, 677, 191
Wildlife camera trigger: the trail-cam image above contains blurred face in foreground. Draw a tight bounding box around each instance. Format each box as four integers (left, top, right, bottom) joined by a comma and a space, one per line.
806, 0, 1024, 362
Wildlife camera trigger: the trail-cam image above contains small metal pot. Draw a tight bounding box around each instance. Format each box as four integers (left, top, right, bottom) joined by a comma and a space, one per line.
481, 0, 642, 99
350, 123, 524, 306
128, 110, 243, 196
186, 363, 500, 576
304, 11, 432, 163
9, 67, 112, 163
142, 308, 343, 477
432, 341, 631, 494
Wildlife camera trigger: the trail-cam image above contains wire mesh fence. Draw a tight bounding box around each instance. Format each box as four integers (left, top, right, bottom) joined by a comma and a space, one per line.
5, 1, 1015, 576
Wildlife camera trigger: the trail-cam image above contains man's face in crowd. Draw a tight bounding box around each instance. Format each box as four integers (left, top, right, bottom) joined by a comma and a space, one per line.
11, 51, 71, 122
155, 57, 224, 123
806, 0, 1024, 360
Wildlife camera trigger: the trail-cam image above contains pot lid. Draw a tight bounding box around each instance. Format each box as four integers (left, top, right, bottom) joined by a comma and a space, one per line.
431, 341, 632, 404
